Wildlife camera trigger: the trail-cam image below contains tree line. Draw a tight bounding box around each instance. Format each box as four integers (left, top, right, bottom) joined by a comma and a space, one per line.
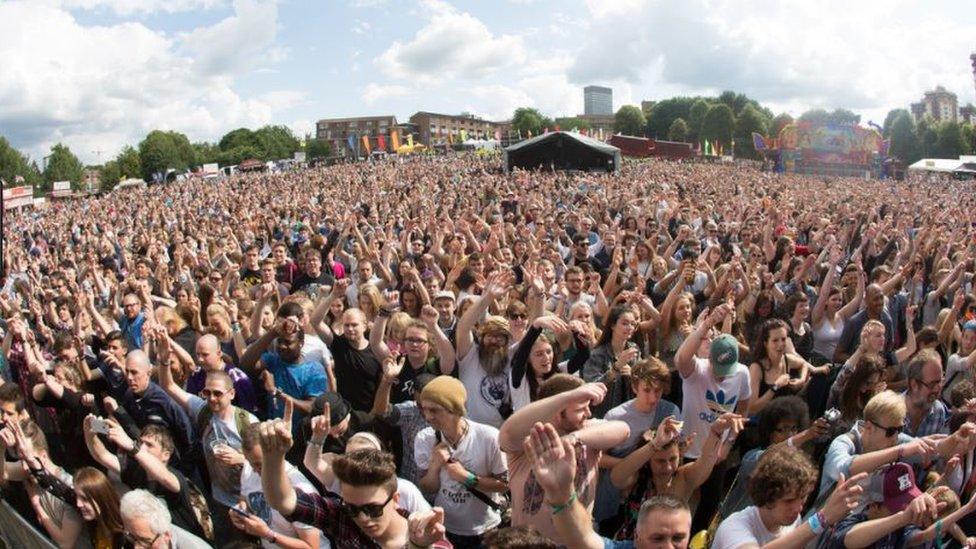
510, 91, 976, 163
1, 125, 332, 194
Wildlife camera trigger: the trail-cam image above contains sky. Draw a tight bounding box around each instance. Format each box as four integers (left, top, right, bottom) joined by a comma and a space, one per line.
1, 0, 974, 165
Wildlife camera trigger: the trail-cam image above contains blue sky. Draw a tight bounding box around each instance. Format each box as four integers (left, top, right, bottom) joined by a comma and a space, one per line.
1, 0, 974, 164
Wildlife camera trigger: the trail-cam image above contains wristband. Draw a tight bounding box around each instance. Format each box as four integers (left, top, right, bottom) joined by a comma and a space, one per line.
127, 439, 142, 458
817, 510, 830, 529
464, 472, 478, 488
309, 435, 327, 447
935, 519, 942, 549
807, 512, 824, 535
377, 308, 392, 318
548, 491, 577, 515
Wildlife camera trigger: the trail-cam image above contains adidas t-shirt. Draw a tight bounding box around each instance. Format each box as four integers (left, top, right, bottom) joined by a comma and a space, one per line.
680, 356, 751, 459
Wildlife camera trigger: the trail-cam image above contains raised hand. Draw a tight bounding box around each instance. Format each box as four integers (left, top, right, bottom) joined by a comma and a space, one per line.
310, 402, 331, 440
572, 382, 607, 406
408, 507, 447, 548
257, 417, 293, 463
524, 422, 577, 504
381, 355, 404, 382
420, 304, 440, 327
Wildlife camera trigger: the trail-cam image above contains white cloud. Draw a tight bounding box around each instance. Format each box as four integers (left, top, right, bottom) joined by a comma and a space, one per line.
375, 2, 526, 81
59, 0, 226, 16
566, 0, 976, 121
362, 83, 410, 104
351, 20, 372, 35
179, 0, 280, 76
0, 0, 294, 164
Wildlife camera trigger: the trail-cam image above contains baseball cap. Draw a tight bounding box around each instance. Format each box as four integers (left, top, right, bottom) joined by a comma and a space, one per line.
433, 290, 456, 302
709, 334, 740, 377
867, 462, 922, 514
963, 320, 976, 332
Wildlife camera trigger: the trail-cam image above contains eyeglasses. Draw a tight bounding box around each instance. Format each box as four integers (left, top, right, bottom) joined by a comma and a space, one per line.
867, 419, 901, 438
342, 491, 394, 519
124, 531, 160, 548
123, 302, 141, 308
915, 377, 943, 391
200, 389, 227, 399
404, 337, 429, 345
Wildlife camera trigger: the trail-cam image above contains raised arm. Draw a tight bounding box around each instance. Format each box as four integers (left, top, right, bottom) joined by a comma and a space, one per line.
259, 404, 298, 517
813, 248, 842, 327
83, 414, 121, 475
369, 307, 392, 362
421, 305, 455, 373
675, 304, 728, 379
105, 418, 181, 493
309, 280, 349, 346
456, 271, 511, 361
154, 328, 192, 410
498, 382, 606, 453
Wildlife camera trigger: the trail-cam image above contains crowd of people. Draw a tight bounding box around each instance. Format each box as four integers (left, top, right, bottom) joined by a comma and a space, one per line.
1, 152, 976, 548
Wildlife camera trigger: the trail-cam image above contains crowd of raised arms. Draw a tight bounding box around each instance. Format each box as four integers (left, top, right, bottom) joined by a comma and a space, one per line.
2, 153, 976, 549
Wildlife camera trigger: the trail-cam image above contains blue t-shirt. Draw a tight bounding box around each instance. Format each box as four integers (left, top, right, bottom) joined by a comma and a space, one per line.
119, 312, 146, 349
260, 350, 328, 420
603, 538, 634, 549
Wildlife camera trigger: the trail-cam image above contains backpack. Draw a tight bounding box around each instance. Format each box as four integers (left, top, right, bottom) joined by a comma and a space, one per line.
195, 404, 252, 441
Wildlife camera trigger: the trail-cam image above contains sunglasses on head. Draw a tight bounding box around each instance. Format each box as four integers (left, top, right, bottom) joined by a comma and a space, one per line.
342, 491, 394, 519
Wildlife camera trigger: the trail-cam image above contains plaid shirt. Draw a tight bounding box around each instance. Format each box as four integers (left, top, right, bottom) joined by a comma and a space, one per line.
902, 395, 949, 437
287, 490, 453, 548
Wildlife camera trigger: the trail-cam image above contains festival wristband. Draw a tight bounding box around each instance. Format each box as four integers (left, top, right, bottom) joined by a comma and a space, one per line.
548, 491, 577, 515
807, 512, 824, 535
464, 472, 478, 488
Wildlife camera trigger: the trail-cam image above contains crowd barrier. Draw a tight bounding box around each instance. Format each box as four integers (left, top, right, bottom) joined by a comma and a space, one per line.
0, 497, 57, 549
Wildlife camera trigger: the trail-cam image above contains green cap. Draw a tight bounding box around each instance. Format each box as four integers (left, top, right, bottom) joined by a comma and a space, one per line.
710, 334, 739, 377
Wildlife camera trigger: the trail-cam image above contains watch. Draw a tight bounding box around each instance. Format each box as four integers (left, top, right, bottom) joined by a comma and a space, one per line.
127, 439, 142, 458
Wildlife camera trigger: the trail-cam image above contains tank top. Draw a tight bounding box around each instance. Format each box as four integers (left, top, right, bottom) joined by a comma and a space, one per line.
812, 316, 845, 361
757, 356, 802, 397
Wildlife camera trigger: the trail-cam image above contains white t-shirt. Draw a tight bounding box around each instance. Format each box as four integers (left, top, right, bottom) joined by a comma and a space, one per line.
302, 333, 333, 370
240, 462, 331, 549
457, 343, 512, 428
414, 420, 508, 536
509, 360, 569, 412
680, 356, 751, 458
325, 476, 431, 515
712, 505, 800, 549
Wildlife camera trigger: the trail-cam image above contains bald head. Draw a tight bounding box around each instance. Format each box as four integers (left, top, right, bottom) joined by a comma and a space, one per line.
125, 350, 153, 394
196, 334, 223, 370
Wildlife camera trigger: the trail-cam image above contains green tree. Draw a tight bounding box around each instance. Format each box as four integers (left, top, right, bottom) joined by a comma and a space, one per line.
512, 108, 547, 137
192, 142, 221, 166
138, 130, 195, 180
254, 125, 301, 160
935, 121, 965, 159
116, 146, 141, 179
306, 137, 332, 160
718, 91, 749, 116
963, 124, 975, 155
770, 113, 794, 138
888, 111, 920, 164
667, 118, 689, 142
99, 160, 121, 191
646, 97, 698, 139
799, 108, 860, 126
734, 104, 768, 159
554, 117, 591, 131
687, 99, 710, 142
701, 103, 735, 153
219, 128, 260, 152
882, 109, 910, 137
0, 135, 43, 188
43, 143, 85, 190
614, 105, 647, 136
916, 116, 938, 158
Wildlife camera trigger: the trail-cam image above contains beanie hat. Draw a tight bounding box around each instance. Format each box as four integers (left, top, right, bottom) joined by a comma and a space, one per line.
420, 376, 467, 416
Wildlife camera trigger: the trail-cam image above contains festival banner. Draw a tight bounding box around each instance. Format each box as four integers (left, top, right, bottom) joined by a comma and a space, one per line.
752, 132, 766, 151
391, 130, 401, 150
347, 135, 356, 152
362, 135, 371, 154
407, 134, 414, 147
460, 129, 468, 142
377, 134, 387, 152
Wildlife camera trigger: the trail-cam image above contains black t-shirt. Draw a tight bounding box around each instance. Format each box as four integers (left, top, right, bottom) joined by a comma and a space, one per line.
119, 454, 207, 540
291, 270, 335, 296
392, 357, 440, 404
240, 268, 262, 288
329, 335, 382, 412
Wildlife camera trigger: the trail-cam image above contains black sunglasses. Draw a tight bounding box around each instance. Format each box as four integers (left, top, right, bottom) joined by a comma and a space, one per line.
867, 419, 901, 438
342, 491, 395, 519
200, 389, 227, 399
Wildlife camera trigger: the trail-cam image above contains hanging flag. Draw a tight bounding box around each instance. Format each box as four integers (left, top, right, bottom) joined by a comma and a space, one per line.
377, 134, 387, 152
407, 134, 414, 147
703, 139, 711, 155
752, 132, 766, 151
362, 135, 371, 154
448, 133, 454, 145
347, 134, 356, 152
391, 130, 401, 150
460, 129, 468, 142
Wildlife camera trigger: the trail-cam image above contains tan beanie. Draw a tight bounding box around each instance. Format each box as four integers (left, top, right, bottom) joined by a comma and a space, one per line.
420, 376, 467, 416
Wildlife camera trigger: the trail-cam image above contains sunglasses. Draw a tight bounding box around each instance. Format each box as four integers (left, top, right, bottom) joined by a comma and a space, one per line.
200, 389, 227, 399
342, 491, 394, 519
509, 314, 527, 320
867, 419, 901, 438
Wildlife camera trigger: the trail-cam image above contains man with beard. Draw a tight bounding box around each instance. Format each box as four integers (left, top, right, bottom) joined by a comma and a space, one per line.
498, 375, 629, 544
455, 271, 516, 428
902, 349, 949, 437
